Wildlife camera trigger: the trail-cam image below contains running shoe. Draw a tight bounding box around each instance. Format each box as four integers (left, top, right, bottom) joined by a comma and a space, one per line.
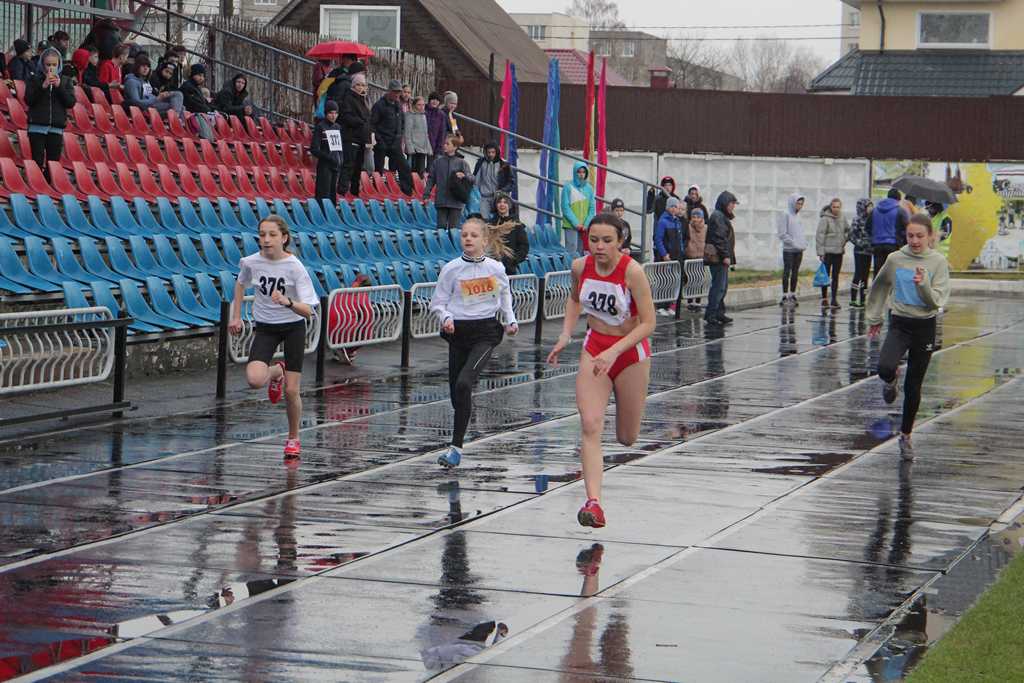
883, 370, 899, 405
577, 499, 606, 528
284, 439, 300, 456
821, 299, 829, 308
898, 434, 915, 461
779, 297, 787, 306
268, 361, 285, 404
791, 297, 799, 307
717, 315, 733, 324
830, 300, 842, 310
705, 317, 723, 325
576, 543, 605, 576
438, 445, 463, 468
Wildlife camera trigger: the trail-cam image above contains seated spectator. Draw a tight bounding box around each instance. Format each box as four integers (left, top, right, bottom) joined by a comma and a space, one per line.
98, 44, 127, 96
180, 63, 211, 113
213, 72, 254, 119
73, 46, 108, 98
150, 60, 178, 94
487, 191, 530, 275
8, 40, 34, 82
45, 31, 71, 59
123, 56, 183, 115
25, 48, 75, 181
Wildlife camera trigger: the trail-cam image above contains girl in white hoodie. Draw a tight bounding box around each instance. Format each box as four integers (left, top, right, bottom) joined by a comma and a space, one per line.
777, 193, 807, 306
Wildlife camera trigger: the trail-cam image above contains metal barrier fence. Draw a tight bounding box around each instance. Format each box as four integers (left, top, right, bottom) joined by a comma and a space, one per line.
642, 261, 683, 305
683, 259, 712, 300
541, 270, 573, 321
408, 282, 441, 340
0, 307, 131, 426
507, 274, 540, 326
325, 285, 405, 350
227, 296, 322, 364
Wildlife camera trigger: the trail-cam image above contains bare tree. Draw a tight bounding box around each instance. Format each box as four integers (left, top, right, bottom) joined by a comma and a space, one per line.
730, 36, 825, 93
668, 32, 736, 90
565, 0, 626, 30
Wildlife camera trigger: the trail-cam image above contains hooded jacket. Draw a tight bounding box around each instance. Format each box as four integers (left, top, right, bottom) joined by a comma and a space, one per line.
424, 101, 446, 155
684, 214, 708, 261
149, 61, 177, 94
370, 94, 404, 150
423, 152, 474, 209
707, 191, 738, 265
24, 49, 76, 129
180, 74, 211, 113
816, 206, 850, 257
81, 19, 123, 61
473, 141, 515, 198
866, 197, 909, 247
403, 108, 432, 155
654, 209, 686, 261
865, 244, 950, 326
776, 193, 808, 253
338, 87, 372, 145
847, 198, 873, 255
213, 73, 250, 117
123, 70, 160, 109
682, 185, 709, 223
487, 191, 530, 275
646, 175, 679, 222
560, 161, 596, 229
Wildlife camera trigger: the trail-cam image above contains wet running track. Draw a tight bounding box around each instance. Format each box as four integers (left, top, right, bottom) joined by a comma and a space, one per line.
3, 296, 1024, 682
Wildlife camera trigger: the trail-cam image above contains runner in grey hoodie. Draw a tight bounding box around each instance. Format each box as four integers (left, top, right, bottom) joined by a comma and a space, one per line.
777, 193, 807, 306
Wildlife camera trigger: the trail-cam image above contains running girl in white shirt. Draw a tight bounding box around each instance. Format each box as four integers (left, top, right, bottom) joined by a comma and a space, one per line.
229, 215, 319, 462
430, 218, 518, 468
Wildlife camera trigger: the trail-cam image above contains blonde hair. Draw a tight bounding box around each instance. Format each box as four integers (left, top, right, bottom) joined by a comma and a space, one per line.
463, 217, 514, 262
257, 214, 294, 253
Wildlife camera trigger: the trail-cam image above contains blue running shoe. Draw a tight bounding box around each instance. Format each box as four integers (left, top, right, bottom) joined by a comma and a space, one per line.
438, 445, 463, 468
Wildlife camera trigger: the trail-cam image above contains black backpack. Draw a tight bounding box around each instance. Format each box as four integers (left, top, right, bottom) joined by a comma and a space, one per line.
449, 171, 473, 204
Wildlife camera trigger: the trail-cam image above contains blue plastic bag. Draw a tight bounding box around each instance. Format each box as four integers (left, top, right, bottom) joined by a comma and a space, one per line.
812, 261, 829, 287
467, 185, 482, 216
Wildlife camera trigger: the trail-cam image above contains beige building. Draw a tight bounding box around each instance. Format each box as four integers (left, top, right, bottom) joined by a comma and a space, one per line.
509, 12, 590, 51
848, 0, 1024, 51
840, 3, 860, 54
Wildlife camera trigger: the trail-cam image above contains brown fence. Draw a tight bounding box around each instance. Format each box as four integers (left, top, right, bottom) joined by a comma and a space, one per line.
440, 79, 1024, 163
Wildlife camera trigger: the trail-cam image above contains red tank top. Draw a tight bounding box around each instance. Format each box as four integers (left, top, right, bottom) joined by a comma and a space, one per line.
578, 254, 637, 326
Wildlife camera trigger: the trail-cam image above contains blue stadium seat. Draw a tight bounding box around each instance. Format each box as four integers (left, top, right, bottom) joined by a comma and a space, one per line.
354, 200, 378, 229
22, 235, 73, 286
0, 235, 61, 292
407, 230, 436, 258
88, 281, 163, 334
304, 266, 327, 297
82, 196, 132, 240
194, 272, 227, 310
319, 199, 346, 230
427, 202, 437, 223
170, 233, 221, 275
61, 280, 92, 309
216, 198, 248, 234
217, 233, 245, 268
198, 198, 229, 234
194, 234, 238, 273
320, 265, 343, 292
51, 236, 118, 285
113, 279, 189, 330
236, 199, 259, 230
372, 261, 395, 286
407, 261, 427, 285
337, 201, 364, 230
411, 200, 433, 228
421, 260, 440, 282
39, 195, 103, 239
311, 232, 347, 268
109, 196, 153, 236
10, 194, 68, 239
360, 231, 388, 260
152, 234, 213, 276
253, 197, 273, 221
398, 200, 431, 229
218, 271, 237, 301
336, 262, 358, 286
156, 197, 189, 235
294, 232, 332, 269
0, 273, 31, 293
178, 198, 218, 235
384, 200, 419, 231
390, 260, 413, 289
277, 199, 314, 233
0, 203, 31, 239
422, 228, 458, 259
346, 231, 374, 262
77, 237, 139, 284
144, 276, 213, 326
105, 236, 162, 281
171, 274, 220, 322
302, 198, 328, 229
239, 232, 259, 256
330, 231, 359, 263
127, 234, 185, 279
380, 230, 407, 260
131, 197, 169, 236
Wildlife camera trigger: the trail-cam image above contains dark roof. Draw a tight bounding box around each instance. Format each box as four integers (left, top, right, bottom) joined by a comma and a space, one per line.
810, 49, 1024, 96
543, 49, 633, 86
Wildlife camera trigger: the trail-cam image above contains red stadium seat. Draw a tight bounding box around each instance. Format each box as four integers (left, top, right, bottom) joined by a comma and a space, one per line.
48, 161, 89, 202
268, 167, 290, 198
83, 133, 113, 167
65, 103, 94, 135
109, 88, 124, 105
94, 161, 126, 199
103, 133, 133, 166
115, 161, 158, 202
382, 171, 411, 198
248, 142, 271, 168
280, 143, 303, 171
74, 85, 91, 110
140, 135, 171, 167
259, 117, 281, 142
89, 86, 108, 106
232, 165, 261, 200
147, 108, 169, 137
165, 109, 192, 139
128, 106, 152, 136
181, 137, 203, 168
11, 80, 26, 104
198, 139, 221, 169
217, 140, 238, 166
23, 159, 59, 197
300, 168, 317, 197
63, 131, 90, 170
161, 136, 188, 167
285, 169, 307, 199
72, 160, 111, 200
296, 144, 314, 169
109, 102, 133, 132
298, 121, 312, 145
360, 171, 387, 201
136, 162, 174, 201
0, 131, 23, 167
251, 166, 283, 200
229, 115, 251, 142
244, 116, 262, 141
232, 141, 253, 167
213, 114, 238, 143
284, 119, 302, 144
1, 99, 28, 132
156, 163, 187, 198
175, 163, 206, 200
196, 165, 222, 197
263, 142, 285, 169
89, 102, 117, 135
0, 81, 13, 111
0, 157, 34, 196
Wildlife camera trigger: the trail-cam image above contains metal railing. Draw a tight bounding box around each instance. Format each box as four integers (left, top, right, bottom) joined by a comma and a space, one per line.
642, 261, 683, 305
325, 285, 404, 350
507, 273, 539, 326
683, 259, 712, 300
227, 296, 321, 364
407, 282, 441, 340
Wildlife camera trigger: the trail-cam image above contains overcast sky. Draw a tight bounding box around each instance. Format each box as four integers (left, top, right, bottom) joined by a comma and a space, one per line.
495, 0, 849, 65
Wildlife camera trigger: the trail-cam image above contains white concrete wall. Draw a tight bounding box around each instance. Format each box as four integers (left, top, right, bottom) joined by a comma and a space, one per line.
506, 150, 870, 271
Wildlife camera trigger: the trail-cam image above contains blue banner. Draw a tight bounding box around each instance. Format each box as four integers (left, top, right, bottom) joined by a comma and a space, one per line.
537, 59, 560, 227
508, 62, 519, 201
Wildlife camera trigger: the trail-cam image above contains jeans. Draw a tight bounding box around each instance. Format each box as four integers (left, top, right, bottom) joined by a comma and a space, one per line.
564, 226, 584, 256
820, 253, 844, 301
373, 144, 413, 195
782, 250, 803, 294
877, 315, 936, 435
705, 264, 730, 320
435, 207, 462, 231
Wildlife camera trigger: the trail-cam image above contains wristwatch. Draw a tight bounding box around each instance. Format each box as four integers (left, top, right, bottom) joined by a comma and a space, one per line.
285, 298, 294, 308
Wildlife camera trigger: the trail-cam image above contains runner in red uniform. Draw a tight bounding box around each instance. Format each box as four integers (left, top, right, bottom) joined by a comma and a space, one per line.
547, 213, 657, 528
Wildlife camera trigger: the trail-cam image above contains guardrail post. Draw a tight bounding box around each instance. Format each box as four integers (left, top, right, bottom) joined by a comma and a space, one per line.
217, 300, 230, 400
112, 310, 128, 418
534, 276, 546, 345
316, 295, 328, 384
675, 264, 683, 320
268, 52, 276, 122
401, 289, 412, 368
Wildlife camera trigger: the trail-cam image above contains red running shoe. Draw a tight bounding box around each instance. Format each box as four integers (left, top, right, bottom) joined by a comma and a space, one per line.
284, 439, 300, 456
268, 361, 286, 404
577, 499, 606, 528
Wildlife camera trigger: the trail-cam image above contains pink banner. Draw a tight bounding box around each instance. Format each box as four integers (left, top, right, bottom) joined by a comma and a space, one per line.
584, 51, 595, 165
498, 59, 512, 155
596, 58, 608, 211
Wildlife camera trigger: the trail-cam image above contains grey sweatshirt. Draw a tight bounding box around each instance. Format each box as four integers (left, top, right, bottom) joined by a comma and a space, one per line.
866, 245, 951, 326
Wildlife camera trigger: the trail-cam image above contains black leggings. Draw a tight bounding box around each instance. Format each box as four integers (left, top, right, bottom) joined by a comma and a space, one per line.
443, 318, 504, 447
877, 315, 936, 435
820, 253, 843, 300
29, 131, 63, 181
782, 251, 803, 294
873, 244, 900, 277
851, 252, 871, 303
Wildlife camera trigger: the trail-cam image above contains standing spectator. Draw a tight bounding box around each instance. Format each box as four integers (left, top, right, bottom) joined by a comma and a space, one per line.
847, 198, 874, 308
816, 198, 850, 310
646, 176, 679, 224
683, 208, 708, 311
98, 44, 127, 96
312, 59, 332, 95
776, 193, 807, 306
123, 56, 183, 115
180, 63, 211, 114
442, 91, 459, 136
682, 184, 709, 223
47, 31, 71, 59
8, 40, 33, 82
404, 95, 432, 177
423, 134, 474, 232
24, 48, 75, 182
323, 55, 359, 105
560, 162, 596, 256
705, 191, 739, 325
370, 79, 414, 196
424, 91, 446, 171
473, 141, 515, 217
654, 197, 686, 315
400, 83, 412, 113
487, 191, 530, 275
213, 73, 254, 119
310, 100, 343, 205
81, 18, 128, 61
609, 198, 632, 254
867, 188, 910, 276
337, 73, 372, 198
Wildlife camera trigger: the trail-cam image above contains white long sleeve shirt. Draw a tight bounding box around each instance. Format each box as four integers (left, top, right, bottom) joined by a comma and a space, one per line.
430, 254, 516, 326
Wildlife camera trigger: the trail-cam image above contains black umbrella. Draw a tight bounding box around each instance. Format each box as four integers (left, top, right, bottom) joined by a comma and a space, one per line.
892, 175, 958, 204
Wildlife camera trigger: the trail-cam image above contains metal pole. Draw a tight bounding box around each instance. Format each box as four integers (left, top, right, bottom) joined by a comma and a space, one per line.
268, 52, 276, 123
165, 0, 171, 43
488, 53, 496, 128
315, 295, 327, 384
216, 300, 229, 400
534, 276, 546, 345
113, 310, 128, 418
400, 289, 412, 368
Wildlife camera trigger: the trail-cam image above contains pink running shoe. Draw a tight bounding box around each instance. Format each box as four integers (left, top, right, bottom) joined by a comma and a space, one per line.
577, 499, 606, 528
284, 439, 300, 457
268, 361, 286, 404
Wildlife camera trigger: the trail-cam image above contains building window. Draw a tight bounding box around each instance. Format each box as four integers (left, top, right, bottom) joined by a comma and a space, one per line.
595, 41, 610, 57
183, 14, 216, 32
918, 12, 990, 48
848, 11, 860, 28
846, 42, 858, 54
253, 0, 276, 5
619, 41, 635, 57
525, 25, 546, 41
320, 5, 400, 49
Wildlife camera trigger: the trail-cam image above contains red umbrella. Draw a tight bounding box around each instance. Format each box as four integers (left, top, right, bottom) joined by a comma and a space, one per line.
306, 41, 374, 60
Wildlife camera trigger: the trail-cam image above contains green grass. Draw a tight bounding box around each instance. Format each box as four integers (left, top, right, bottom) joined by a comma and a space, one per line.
905, 549, 1024, 682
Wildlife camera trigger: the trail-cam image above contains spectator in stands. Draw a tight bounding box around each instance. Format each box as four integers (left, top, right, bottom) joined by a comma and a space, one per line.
610, 198, 633, 255
70, 48, 91, 82
81, 18, 128, 61
324, 58, 363, 107
200, 87, 212, 105
24, 48, 75, 182
124, 56, 184, 115
337, 73, 372, 198
8, 40, 34, 82
423, 133, 474, 231
425, 91, 446, 171
401, 83, 412, 113
98, 44, 127, 96
213, 72, 254, 119
487, 191, 530, 275
705, 191, 739, 325
646, 176, 678, 223
560, 162, 596, 256
312, 59, 331, 95
311, 100, 343, 205
654, 197, 686, 315
47, 31, 71, 59
443, 91, 459, 136
150, 60, 178, 94
683, 207, 708, 311
473, 141, 515, 218
158, 51, 183, 90
404, 95, 432, 177
180, 63, 211, 114
683, 184, 709, 223
371, 79, 414, 195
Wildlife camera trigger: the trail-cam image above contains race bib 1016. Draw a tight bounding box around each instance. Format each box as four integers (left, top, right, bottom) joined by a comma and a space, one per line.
460, 276, 499, 305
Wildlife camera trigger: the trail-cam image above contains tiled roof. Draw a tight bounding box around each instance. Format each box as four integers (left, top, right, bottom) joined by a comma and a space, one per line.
543, 49, 634, 86
810, 49, 1024, 96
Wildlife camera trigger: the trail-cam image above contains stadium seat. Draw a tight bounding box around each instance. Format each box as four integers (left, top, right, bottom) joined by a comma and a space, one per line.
304, 265, 327, 297
359, 172, 388, 202
161, 136, 188, 167
231, 166, 262, 202
0, 131, 21, 168
77, 237, 140, 283
81, 133, 113, 167
103, 133, 133, 166
128, 107, 152, 137
114, 278, 190, 330
44, 161, 88, 202
336, 202, 363, 231
38, 194, 102, 238
62, 132, 91, 170
9, 194, 69, 238
127, 234, 183, 279
0, 235, 61, 292
215, 198, 248, 233
367, 200, 397, 229
239, 232, 260, 256
302, 198, 327, 229
0, 272, 32, 294
229, 115, 252, 143
360, 231, 389, 260
268, 167, 291, 199
194, 271, 228, 310
423, 228, 459, 258
147, 108, 169, 137
0, 202, 29, 238
259, 117, 280, 142
51, 236, 118, 285
197, 233, 238, 273
319, 199, 346, 231
153, 234, 213, 276
329, 231, 359, 263
277, 198, 314, 232
299, 168, 317, 197
70, 161, 110, 201
247, 142, 270, 168
398, 200, 431, 229
92, 161, 127, 201
144, 276, 212, 326
217, 233, 245, 268
230, 141, 252, 167
196, 165, 227, 198
250, 167, 284, 200
173, 164, 207, 202
262, 142, 285, 169
165, 109, 192, 139
383, 230, 411, 260
20, 159, 58, 198
127, 134, 162, 167
23, 235, 72, 285
410, 200, 433, 228
311, 232, 347, 268
196, 198, 228, 234
285, 170, 307, 199
177, 198, 219, 235
171, 273, 220, 322
198, 138, 221, 169
65, 103, 96, 136
353, 200, 379, 229
115, 161, 160, 203
253, 197, 274, 221
155, 197, 189, 235
61, 280, 92, 310
59, 196, 101, 239
235, 199, 260, 230
86, 280, 159, 334
133, 161, 175, 202
1, 158, 34, 198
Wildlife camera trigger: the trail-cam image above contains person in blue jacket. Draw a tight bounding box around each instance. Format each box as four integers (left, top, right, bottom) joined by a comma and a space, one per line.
653, 197, 686, 315
866, 188, 910, 276
560, 161, 596, 256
